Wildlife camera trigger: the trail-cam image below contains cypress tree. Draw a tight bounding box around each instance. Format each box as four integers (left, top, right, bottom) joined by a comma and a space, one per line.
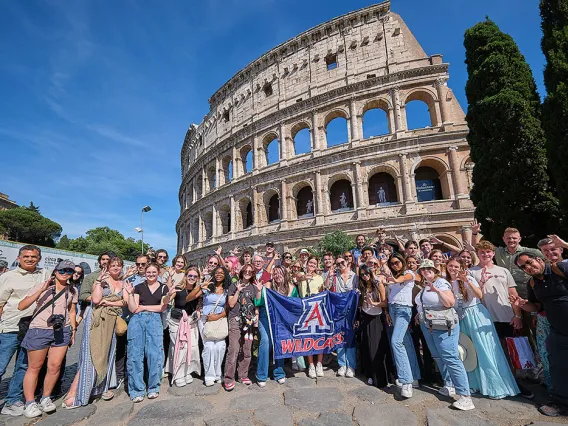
464, 19, 559, 245
541, 0, 568, 218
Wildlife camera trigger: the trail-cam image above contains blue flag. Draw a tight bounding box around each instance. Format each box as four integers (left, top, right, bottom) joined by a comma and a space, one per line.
264, 288, 359, 359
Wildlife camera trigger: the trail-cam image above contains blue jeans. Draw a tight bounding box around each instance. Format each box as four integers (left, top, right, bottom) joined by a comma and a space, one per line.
127, 312, 164, 399
337, 346, 356, 369
389, 304, 421, 384
256, 311, 284, 382
0, 332, 28, 405
420, 322, 470, 396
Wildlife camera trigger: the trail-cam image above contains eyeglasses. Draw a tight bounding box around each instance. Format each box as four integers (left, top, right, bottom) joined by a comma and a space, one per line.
378, 254, 387, 259
284, 256, 292, 259
345, 255, 352, 258
136, 262, 147, 266
208, 261, 218, 266
56, 269, 75, 275
187, 274, 198, 278
390, 260, 402, 266
244, 270, 254, 274
157, 255, 167, 259
518, 260, 536, 271
336, 261, 346, 266
73, 271, 82, 275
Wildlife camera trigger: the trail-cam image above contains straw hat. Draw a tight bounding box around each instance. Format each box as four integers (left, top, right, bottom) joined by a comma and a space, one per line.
458, 332, 478, 372
416, 259, 441, 274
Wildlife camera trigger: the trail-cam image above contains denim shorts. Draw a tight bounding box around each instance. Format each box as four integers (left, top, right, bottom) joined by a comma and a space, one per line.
21, 326, 72, 351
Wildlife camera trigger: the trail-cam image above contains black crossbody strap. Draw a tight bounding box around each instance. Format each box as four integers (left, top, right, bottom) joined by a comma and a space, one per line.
31, 287, 67, 322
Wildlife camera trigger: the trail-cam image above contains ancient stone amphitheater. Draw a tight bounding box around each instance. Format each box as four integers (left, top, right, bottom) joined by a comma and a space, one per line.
177, 1, 474, 261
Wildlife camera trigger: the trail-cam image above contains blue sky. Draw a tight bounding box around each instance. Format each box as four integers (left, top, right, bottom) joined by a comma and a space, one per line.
0, 0, 545, 257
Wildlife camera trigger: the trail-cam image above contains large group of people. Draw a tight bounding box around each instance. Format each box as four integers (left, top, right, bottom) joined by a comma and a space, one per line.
0, 223, 567, 418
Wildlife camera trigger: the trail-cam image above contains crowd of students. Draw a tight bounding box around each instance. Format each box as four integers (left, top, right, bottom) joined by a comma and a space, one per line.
1, 224, 567, 418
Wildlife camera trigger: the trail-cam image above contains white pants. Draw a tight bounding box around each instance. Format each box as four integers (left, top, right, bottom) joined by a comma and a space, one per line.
198, 319, 226, 383
164, 316, 201, 384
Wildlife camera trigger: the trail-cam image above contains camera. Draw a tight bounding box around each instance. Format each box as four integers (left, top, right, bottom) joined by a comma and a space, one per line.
47, 314, 65, 332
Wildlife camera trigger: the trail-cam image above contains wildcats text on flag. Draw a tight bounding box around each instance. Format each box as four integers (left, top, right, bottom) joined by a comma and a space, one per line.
264, 288, 359, 359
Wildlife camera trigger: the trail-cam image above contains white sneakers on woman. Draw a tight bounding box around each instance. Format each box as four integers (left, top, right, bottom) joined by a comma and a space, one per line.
401, 383, 413, 398
23, 397, 55, 419
452, 396, 475, 411
315, 362, 324, 377
438, 386, 456, 397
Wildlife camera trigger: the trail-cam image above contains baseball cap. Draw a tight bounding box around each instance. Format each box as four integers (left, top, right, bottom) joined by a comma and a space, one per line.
266, 241, 274, 247
54, 260, 76, 271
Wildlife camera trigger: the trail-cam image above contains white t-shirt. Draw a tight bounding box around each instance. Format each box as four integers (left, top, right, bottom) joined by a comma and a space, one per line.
415, 278, 453, 313
387, 270, 415, 306
450, 276, 481, 308
470, 265, 516, 323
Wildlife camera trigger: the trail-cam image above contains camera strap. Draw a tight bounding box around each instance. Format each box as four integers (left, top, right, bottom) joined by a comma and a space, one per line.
32, 287, 67, 322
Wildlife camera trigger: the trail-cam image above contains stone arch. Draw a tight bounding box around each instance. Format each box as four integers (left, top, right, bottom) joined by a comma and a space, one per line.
324, 109, 349, 148
368, 172, 398, 205
218, 204, 231, 234
291, 121, 311, 155
207, 165, 216, 191
403, 88, 440, 129
195, 175, 203, 199
221, 155, 233, 185
329, 176, 354, 212
261, 131, 280, 167
433, 233, 462, 249
413, 157, 451, 201
240, 145, 253, 174
238, 197, 253, 230
203, 211, 213, 240
361, 98, 392, 138
263, 189, 281, 224
293, 182, 314, 218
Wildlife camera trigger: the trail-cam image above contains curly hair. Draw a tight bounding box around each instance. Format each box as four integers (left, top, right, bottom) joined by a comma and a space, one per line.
211, 266, 232, 291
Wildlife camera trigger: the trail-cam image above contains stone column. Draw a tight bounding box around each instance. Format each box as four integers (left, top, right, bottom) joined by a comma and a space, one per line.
230, 196, 236, 236
350, 182, 358, 210
232, 145, 239, 179
253, 136, 260, 172
349, 99, 361, 144
448, 146, 467, 208
192, 179, 196, 203
202, 167, 207, 195
314, 171, 324, 216
253, 186, 260, 233
311, 110, 321, 151
281, 179, 288, 222
211, 205, 217, 240
279, 123, 288, 165
390, 87, 404, 132
215, 157, 220, 188
399, 153, 416, 213
352, 162, 366, 213
435, 77, 449, 125
198, 212, 204, 245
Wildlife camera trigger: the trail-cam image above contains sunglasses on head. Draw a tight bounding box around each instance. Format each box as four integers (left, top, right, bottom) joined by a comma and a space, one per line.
136, 262, 147, 266
57, 268, 75, 275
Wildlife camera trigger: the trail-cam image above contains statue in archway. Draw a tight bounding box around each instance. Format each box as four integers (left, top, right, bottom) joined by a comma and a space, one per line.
339, 192, 348, 209
377, 186, 386, 204
306, 199, 313, 214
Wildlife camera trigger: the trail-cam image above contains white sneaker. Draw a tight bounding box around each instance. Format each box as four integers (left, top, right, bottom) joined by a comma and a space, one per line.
174, 378, 186, 387
345, 368, 355, 378
185, 376, 194, 384
452, 396, 475, 411
204, 381, 215, 387
337, 366, 346, 377
1, 401, 24, 416
308, 364, 316, 379
438, 386, 456, 397
277, 378, 286, 384
316, 362, 324, 377
395, 379, 419, 388
39, 397, 56, 413
367, 378, 373, 386
257, 381, 266, 388
23, 402, 43, 418
401, 383, 413, 398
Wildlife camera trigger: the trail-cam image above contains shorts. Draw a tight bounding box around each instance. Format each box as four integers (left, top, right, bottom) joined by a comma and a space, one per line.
494, 322, 514, 339
21, 326, 72, 351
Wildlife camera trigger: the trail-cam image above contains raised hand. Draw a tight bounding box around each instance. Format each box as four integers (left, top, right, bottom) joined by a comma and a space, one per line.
548, 234, 568, 248
123, 281, 134, 295
471, 219, 481, 234
200, 277, 212, 290
462, 239, 475, 252
215, 245, 222, 256
236, 282, 245, 292
480, 267, 493, 288
429, 236, 443, 245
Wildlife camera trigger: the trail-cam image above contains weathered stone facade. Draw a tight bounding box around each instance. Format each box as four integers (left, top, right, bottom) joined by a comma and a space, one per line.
177, 1, 474, 262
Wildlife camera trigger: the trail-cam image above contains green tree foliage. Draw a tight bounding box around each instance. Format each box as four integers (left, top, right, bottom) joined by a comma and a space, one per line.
0, 207, 62, 247
541, 0, 568, 219
57, 227, 150, 262
464, 19, 559, 245
317, 231, 355, 257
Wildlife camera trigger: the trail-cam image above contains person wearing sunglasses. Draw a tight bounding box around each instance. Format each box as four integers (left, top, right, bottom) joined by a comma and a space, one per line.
330, 255, 358, 378
155, 249, 169, 281
124, 254, 150, 290
280, 252, 294, 270
17, 260, 78, 418
343, 251, 355, 271
385, 253, 421, 396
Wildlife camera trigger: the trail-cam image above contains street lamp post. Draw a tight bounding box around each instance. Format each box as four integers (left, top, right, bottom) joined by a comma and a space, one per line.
141, 205, 152, 254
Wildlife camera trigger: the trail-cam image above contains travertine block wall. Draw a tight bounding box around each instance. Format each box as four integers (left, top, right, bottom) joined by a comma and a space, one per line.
177, 1, 474, 262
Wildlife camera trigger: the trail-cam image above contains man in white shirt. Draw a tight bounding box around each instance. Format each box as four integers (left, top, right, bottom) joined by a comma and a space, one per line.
0, 245, 51, 416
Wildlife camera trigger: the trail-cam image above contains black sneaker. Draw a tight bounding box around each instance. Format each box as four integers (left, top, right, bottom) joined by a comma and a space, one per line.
518, 383, 534, 399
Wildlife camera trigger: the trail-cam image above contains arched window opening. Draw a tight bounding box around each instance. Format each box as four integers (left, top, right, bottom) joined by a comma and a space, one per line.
245, 201, 253, 228
268, 194, 280, 223
325, 117, 348, 147
406, 100, 432, 130
207, 167, 216, 191
219, 205, 231, 234
204, 213, 213, 240
265, 137, 279, 165
330, 179, 354, 212
296, 186, 314, 218
241, 147, 253, 174
195, 176, 203, 199
192, 218, 199, 244
368, 172, 398, 205
222, 157, 233, 184
293, 128, 311, 156
227, 160, 233, 181
415, 166, 443, 202
362, 108, 390, 138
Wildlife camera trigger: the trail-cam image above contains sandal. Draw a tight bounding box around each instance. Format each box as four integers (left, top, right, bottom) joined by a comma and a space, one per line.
61, 395, 79, 410
101, 390, 114, 401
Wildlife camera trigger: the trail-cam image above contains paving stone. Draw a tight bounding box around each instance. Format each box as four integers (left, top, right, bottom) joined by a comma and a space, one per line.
284, 387, 344, 412
167, 380, 198, 397
0, 416, 34, 426
194, 383, 222, 396
285, 376, 314, 388
353, 403, 417, 426
352, 386, 391, 403
393, 387, 438, 406
525, 423, 565, 426
426, 408, 498, 426
128, 398, 211, 426
86, 401, 134, 425
229, 392, 282, 410
37, 404, 97, 426
471, 396, 538, 419
203, 411, 254, 426
253, 405, 293, 426
297, 411, 354, 426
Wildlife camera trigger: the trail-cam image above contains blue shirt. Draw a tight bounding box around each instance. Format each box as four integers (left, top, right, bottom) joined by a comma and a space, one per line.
126, 274, 145, 288
202, 290, 227, 315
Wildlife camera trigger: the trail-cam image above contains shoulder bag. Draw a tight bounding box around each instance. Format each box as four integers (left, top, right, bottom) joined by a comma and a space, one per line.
203, 292, 228, 341
17, 287, 67, 342
419, 287, 458, 334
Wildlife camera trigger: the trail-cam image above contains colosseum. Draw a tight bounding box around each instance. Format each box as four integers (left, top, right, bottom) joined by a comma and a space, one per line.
177, 1, 475, 261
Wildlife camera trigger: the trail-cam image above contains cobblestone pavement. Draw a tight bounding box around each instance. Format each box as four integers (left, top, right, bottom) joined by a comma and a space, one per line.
1, 326, 568, 426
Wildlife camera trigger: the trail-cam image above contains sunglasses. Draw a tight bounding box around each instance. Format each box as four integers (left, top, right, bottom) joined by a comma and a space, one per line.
390, 260, 402, 266
378, 254, 387, 259
362, 272, 370, 277
57, 269, 75, 275
336, 261, 346, 266
284, 256, 292, 259
157, 255, 167, 259
208, 261, 218, 265
244, 270, 254, 274
187, 274, 198, 278
136, 262, 147, 266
